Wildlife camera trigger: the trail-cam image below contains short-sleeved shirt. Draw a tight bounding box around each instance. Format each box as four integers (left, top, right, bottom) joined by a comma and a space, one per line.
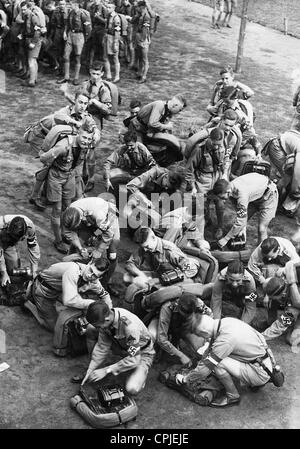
0, 214, 40, 272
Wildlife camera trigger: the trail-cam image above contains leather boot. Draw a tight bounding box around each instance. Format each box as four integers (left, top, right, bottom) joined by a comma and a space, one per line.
210, 372, 240, 407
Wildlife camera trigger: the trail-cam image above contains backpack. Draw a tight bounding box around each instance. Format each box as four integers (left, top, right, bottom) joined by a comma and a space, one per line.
145, 2, 160, 35
31, 5, 47, 34
102, 80, 120, 117
41, 125, 75, 152
117, 13, 129, 37
241, 160, 271, 178
24, 113, 55, 144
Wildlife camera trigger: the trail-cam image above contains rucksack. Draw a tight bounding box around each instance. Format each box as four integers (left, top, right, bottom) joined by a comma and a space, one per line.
31, 5, 47, 34
145, 2, 160, 35
241, 160, 271, 177
117, 13, 129, 37
102, 80, 120, 117
24, 113, 55, 144
41, 125, 75, 152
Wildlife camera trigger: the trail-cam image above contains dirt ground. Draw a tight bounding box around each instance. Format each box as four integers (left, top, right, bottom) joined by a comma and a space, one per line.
1, 0, 300, 429
193, 0, 300, 38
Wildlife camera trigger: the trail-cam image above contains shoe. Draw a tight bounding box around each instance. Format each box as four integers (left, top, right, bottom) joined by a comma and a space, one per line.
113, 77, 120, 83
226, 24, 232, 28
71, 372, 85, 383
56, 78, 70, 84
210, 394, 240, 408
20, 73, 29, 80
21, 80, 34, 87
16, 71, 27, 78
54, 241, 69, 254
73, 78, 80, 86
28, 82, 35, 88
106, 77, 112, 81
138, 77, 147, 84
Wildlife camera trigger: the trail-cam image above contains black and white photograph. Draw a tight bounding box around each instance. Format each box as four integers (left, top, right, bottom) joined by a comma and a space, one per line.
0, 0, 300, 433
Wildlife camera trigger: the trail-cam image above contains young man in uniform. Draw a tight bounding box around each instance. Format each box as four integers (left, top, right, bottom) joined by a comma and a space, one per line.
212, 173, 278, 248
210, 259, 258, 324
131, 0, 151, 83
57, 0, 92, 85
40, 121, 95, 254
102, 1, 121, 83
0, 215, 40, 286
80, 301, 155, 396
248, 236, 300, 291
48, 0, 69, 76
175, 312, 279, 407
24, 259, 111, 356
20, 0, 45, 87
103, 130, 156, 191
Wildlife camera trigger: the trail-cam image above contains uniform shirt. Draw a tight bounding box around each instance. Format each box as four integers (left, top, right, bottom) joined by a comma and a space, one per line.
40, 135, 87, 173
126, 237, 197, 275
248, 237, 300, 284
63, 197, 119, 251
106, 10, 121, 35
186, 139, 225, 181
89, 2, 107, 29
66, 8, 91, 35
103, 142, 156, 178
37, 261, 111, 309
135, 100, 172, 134
186, 317, 268, 384
185, 124, 241, 161
53, 105, 97, 128
81, 79, 112, 116
127, 165, 169, 196
133, 9, 150, 44
22, 8, 43, 42
50, 7, 68, 32
279, 130, 300, 155
87, 307, 154, 375
0, 215, 40, 273
223, 173, 273, 241
209, 80, 254, 107
157, 298, 212, 360
210, 267, 257, 319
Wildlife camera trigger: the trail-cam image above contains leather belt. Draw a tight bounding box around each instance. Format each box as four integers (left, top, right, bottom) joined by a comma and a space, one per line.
36, 274, 57, 291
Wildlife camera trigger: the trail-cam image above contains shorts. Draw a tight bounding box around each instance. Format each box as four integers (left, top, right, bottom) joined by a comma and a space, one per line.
46, 167, 76, 203
27, 39, 42, 59
64, 32, 85, 57
251, 184, 278, 225
240, 357, 272, 387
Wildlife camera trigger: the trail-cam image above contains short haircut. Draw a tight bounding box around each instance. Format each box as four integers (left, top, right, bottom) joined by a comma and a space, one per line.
212, 178, 230, 195
8, 216, 27, 239
261, 237, 280, 255
227, 259, 244, 275
86, 301, 111, 325
75, 89, 89, 100
134, 227, 152, 244
177, 293, 199, 316
129, 99, 142, 109
90, 63, 104, 72
220, 65, 234, 76
137, 0, 146, 6
124, 130, 137, 143
20, 1, 28, 7
209, 127, 224, 141
174, 94, 187, 108
223, 108, 238, 121
168, 170, 184, 190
